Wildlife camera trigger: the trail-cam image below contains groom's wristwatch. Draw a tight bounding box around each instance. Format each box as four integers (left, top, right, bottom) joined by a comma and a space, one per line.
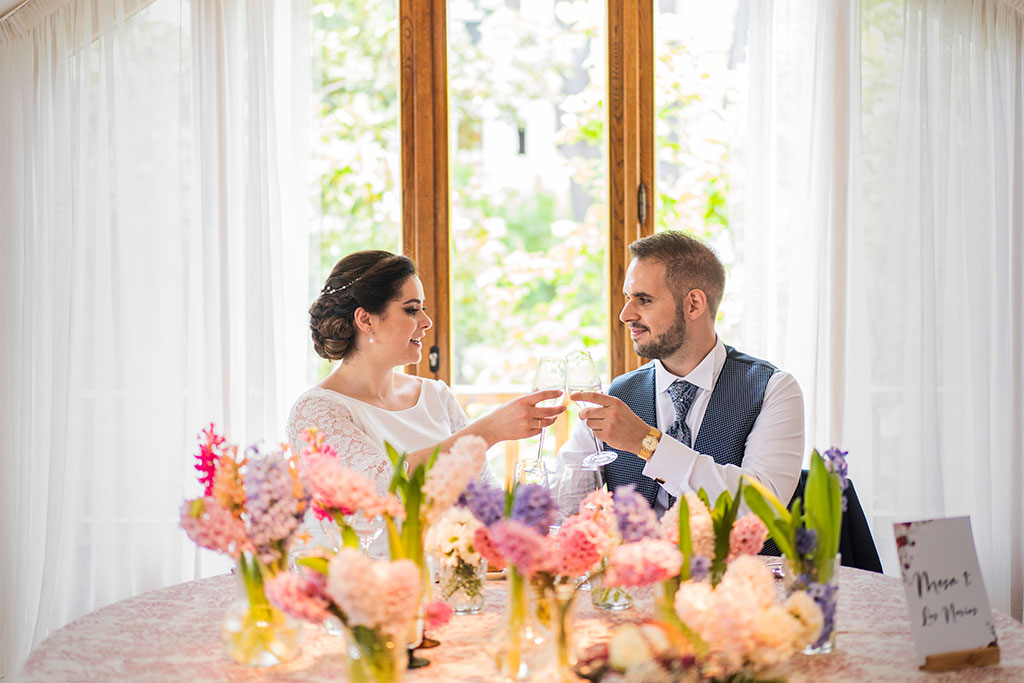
637, 426, 662, 461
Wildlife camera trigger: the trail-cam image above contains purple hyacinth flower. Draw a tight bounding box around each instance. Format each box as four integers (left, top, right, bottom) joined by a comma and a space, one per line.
822, 447, 850, 511
244, 449, 305, 565
613, 485, 661, 543
457, 479, 506, 527
795, 527, 818, 557
807, 581, 839, 648
510, 483, 558, 535
689, 555, 711, 581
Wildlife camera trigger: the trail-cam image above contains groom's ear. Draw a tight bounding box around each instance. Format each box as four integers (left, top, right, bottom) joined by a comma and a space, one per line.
684, 289, 708, 319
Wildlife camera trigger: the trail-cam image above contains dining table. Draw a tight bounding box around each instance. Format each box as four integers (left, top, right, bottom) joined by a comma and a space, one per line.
20, 564, 1024, 682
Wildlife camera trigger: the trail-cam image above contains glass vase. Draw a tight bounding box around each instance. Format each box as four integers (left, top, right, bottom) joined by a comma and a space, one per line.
547, 583, 579, 681
589, 572, 631, 611
653, 579, 679, 623
343, 623, 408, 683
221, 555, 302, 666
783, 554, 841, 654
438, 558, 487, 615
493, 568, 546, 680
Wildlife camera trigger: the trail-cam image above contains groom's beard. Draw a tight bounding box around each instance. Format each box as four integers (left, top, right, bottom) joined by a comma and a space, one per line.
633, 315, 688, 360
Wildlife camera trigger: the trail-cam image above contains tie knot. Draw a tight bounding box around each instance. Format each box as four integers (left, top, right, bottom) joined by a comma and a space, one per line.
668, 380, 698, 411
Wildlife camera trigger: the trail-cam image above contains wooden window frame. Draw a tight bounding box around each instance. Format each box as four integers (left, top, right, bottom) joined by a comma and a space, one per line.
398, 0, 653, 384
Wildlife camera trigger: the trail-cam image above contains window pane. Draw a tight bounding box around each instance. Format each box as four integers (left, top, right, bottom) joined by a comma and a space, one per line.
448, 0, 608, 475
447, 0, 609, 385
654, 0, 747, 341
311, 3, 402, 287
311, 0, 402, 378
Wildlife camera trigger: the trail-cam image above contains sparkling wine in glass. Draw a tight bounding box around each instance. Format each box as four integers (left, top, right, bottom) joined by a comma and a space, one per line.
527, 357, 565, 478
564, 350, 619, 467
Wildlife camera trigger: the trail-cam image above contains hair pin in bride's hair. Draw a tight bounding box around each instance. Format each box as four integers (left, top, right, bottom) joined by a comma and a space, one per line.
321, 275, 363, 296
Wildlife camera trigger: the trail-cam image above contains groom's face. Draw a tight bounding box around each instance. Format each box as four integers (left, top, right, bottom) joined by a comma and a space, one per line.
619, 257, 688, 359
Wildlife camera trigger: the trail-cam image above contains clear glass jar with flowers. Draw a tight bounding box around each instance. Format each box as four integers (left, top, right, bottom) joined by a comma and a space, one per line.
179, 425, 309, 666
425, 507, 488, 614
743, 447, 849, 654
578, 481, 826, 681
379, 435, 488, 662
458, 480, 560, 680
266, 548, 421, 682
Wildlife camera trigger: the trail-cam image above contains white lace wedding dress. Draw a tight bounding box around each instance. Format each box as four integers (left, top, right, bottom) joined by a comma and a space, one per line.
286, 378, 499, 556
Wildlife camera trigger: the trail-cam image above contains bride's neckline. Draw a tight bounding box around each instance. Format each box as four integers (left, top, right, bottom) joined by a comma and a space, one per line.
314, 378, 426, 414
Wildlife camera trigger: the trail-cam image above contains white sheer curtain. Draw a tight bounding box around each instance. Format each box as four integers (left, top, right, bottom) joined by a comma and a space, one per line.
738, 0, 874, 495
0, 0, 309, 677
862, 0, 1024, 619
741, 0, 1024, 620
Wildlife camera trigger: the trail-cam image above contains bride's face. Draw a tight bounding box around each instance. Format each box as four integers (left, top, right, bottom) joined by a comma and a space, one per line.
372, 275, 432, 365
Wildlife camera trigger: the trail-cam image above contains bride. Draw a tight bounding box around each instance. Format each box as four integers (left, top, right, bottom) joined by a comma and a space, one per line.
286, 249, 564, 495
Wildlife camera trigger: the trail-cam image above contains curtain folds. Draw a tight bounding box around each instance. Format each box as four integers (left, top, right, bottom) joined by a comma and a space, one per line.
868, 0, 1024, 620
742, 0, 1023, 620
0, 0, 309, 677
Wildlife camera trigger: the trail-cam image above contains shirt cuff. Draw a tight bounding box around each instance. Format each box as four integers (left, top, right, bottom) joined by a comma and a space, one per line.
641, 436, 697, 497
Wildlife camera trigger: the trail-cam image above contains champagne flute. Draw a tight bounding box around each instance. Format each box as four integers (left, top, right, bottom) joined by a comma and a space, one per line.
527, 357, 565, 477
564, 350, 619, 467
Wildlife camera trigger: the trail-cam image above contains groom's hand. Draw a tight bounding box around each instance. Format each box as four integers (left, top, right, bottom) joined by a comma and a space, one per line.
570, 391, 651, 454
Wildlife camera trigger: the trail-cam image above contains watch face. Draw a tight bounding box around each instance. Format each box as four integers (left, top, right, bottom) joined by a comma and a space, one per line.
642, 435, 658, 450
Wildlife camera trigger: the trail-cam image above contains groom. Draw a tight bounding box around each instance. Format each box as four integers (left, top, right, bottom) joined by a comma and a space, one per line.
559, 231, 803, 517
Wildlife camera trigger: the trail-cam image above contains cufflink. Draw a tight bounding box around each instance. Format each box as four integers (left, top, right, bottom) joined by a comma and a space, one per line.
654, 477, 666, 485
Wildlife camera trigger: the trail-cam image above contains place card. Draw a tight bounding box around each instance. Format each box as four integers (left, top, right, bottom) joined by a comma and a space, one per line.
893, 516, 1000, 672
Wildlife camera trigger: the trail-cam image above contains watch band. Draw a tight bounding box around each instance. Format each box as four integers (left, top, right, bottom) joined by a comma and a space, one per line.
637, 426, 662, 461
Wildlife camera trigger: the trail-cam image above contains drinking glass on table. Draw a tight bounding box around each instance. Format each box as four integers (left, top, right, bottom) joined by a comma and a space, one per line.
564, 350, 619, 467
552, 461, 603, 522
345, 513, 385, 557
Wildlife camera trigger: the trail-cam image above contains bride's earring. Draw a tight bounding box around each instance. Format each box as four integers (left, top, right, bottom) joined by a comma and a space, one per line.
368, 333, 374, 344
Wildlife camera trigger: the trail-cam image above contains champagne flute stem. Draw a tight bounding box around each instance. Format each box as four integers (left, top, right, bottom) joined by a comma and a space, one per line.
535, 426, 547, 461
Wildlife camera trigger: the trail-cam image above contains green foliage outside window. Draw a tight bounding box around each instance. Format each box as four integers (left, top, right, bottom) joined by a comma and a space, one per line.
310, 0, 741, 386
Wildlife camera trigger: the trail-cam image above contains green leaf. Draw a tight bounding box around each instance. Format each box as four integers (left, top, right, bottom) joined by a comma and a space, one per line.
297, 556, 330, 576
805, 451, 841, 579
696, 488, 711, 511
741, 475, 790, 518
677, 495, 692, 581
742, 485, 796, 559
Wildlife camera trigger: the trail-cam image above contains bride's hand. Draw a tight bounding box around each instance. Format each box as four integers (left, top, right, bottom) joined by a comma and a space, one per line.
474, 389, 565, 445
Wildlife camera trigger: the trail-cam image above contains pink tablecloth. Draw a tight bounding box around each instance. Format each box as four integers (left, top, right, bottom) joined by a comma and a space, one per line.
21, 566, 1024, 682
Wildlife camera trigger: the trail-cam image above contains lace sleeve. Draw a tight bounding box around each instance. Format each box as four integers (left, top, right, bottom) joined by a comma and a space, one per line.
437, 380, 470, 433
286, 391, 393, 494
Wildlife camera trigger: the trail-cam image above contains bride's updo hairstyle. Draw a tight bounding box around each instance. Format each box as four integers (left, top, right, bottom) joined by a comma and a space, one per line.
309, 250, 417, 361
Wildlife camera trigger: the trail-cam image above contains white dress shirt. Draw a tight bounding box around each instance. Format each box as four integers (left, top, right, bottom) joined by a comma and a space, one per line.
556, 338, 804, 513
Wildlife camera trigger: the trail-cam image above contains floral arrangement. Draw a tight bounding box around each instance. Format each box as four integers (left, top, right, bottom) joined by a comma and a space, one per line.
743, 447, 850, 652
266, 548, 421, 679
674, 556, 823, 678
578, 557, 824, 681
179, 424, 310, 665
298, 428, 403, 549
660, 483, 768, 587
181, 424, 309, 572
743, 448, 847, 580
601, 485, 683, 589
425, 507, 487, 609
458, 480, 608, 589
381, 434, 489, 566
